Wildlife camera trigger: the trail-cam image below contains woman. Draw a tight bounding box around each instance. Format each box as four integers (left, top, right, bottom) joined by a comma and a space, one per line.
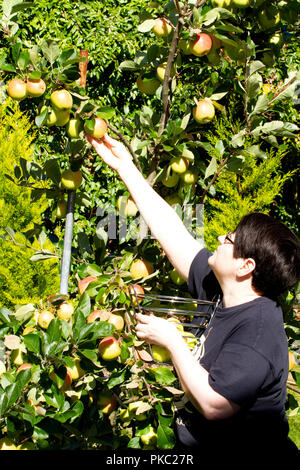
86, 133, 300, 461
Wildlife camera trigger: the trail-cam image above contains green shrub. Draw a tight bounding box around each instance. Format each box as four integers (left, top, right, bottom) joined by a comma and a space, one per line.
0, 99, 60, 308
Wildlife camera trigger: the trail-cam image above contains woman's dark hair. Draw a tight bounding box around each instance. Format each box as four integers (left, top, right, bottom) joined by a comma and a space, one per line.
233, 213, 300, 299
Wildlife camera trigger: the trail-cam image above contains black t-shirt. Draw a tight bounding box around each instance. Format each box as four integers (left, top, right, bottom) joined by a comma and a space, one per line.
175, 249, 299, 461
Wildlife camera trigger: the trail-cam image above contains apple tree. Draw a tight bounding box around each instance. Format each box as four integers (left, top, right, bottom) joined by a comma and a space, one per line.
0, 0, 299, 449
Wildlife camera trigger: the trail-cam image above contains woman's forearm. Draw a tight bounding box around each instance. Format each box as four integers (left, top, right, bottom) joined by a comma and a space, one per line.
118, 164, 202, 279
168, 339, 240, 420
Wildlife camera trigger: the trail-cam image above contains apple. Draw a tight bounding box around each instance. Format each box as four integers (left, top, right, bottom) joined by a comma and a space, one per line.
152, 345, 170, 362
162, 169, 180, 188
170, 268, 186, 285
212, 0, 232, 7
258, 8, 280, 30
7, 78, 27, 100
108, 313, 125, 331
11, 348, 24, 366
50, 89, 73, 110
156, 62, 176, 83
181, 169, 199, 184
37, 310, 55, 329
231, 0, 251, 8
41, 106, 70, 127
0, 361, 6, 376
127, 283, 145, 306
87, 309, 109, 323
57, 302, 74, 320
66, 118, 82, 138
84, 117, 107, 139
130, 259, 154, 279
178, 39, 193, 55
98, 336, 121, 360
170, 156, 189, 174
167, 316, 184, 332
140, 426, 157, 446
87, 309, 124, 331
22, 326, 36, 335
117, 196, 138, 217
16, 363, 32, 374
49, 368, 72, 390
136, 75, 160, 95
56, 198, 67, 218
78, 276, 98, 295
0, 438, 17, 450
193, 98, 215, 124
153, 18, 172, 37
289, 351, 296, 371
61, 169, 82, 190
128, 401, 148, 421
191, 33, 212, 57
67, 358, 85, 380
97, 391, 117, 414
182, 331, 198, 350
26, 78, 46, 97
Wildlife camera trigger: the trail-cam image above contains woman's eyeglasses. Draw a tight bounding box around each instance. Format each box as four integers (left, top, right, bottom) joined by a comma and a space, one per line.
224, 232, 234, 245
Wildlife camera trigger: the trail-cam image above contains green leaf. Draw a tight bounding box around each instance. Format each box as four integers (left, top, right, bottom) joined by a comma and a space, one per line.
76, 291, 91, 318
28, 70, 42, 80
250, 94, 269, 117
157, 423, 176, 449
209, 91, 228, 101
17, 50, 30, 71
33, 425, 49, 440
35, 107, 48, 128
41, 41, 60, 65
43, 158, 61, 185
0, 392, 8, 417
249, 60, 265, 77
30, 251, 58, 262
58, 48, 79, 67
107, 368, 126, 388
119, 60, 139, 71
96, 106, 115, 120
204, 157, 218, 180
23, 333, 41, 355
137, 19, 155, 32
147, 366, 176, 385
11, 42, 21, 64
246, 73, 262, 100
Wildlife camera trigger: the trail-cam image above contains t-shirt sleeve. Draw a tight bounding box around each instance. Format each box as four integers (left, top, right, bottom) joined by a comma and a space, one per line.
188, 248, 221, 301
208, 342, 270, 406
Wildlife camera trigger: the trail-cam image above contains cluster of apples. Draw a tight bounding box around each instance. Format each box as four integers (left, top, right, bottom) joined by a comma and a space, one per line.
6, 75, 109, 216
136, 17, 218, 130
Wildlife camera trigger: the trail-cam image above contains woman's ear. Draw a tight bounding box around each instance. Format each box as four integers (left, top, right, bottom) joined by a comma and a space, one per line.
237, 257, 256, 278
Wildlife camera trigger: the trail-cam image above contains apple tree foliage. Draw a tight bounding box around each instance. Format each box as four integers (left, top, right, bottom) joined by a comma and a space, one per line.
0, 0, 299, 449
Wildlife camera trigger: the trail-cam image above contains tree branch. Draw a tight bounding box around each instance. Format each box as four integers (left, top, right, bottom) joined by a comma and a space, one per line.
107, 122, 142, 173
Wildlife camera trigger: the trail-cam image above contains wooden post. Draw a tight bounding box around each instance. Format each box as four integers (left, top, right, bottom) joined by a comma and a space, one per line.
59, 50, 89, 295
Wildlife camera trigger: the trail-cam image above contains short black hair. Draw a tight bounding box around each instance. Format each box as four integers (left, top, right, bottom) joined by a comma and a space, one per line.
233, 213, 300, 299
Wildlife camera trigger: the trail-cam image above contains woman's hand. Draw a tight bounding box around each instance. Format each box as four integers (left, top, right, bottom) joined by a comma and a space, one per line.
135, 313, 183, 350
86, 133, 134, 174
